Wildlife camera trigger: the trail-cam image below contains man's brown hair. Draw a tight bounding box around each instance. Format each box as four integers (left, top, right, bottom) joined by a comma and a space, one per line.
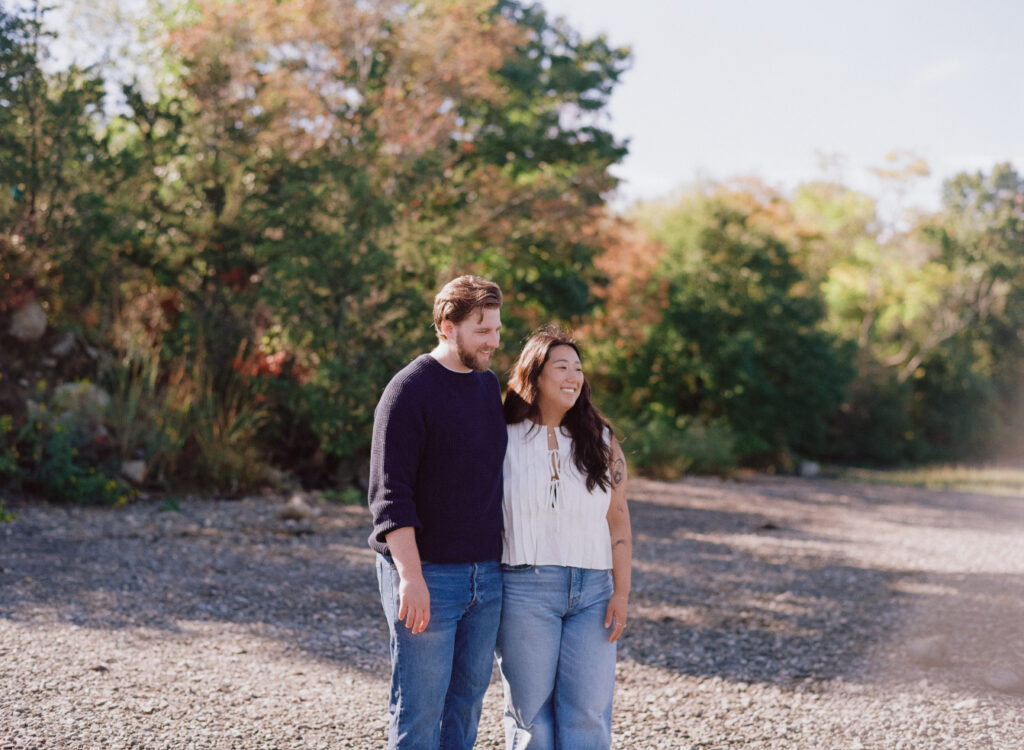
433, 275, 503, 339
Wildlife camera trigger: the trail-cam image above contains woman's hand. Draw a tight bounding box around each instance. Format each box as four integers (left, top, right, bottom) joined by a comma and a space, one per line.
604, 591, 629, 643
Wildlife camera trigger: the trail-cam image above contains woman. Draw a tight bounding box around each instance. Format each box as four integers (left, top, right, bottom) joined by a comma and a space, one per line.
496, 326, 633, 750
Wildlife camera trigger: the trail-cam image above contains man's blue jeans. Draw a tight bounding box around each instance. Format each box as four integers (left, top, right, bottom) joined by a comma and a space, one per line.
376, 553, 502, 750
495, 565, 616, 750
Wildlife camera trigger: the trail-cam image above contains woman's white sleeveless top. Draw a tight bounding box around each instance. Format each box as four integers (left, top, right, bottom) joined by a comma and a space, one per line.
501, 420, 613, 569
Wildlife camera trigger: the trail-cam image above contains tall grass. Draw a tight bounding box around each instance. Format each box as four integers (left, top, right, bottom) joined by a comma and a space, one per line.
104, 350, 268, 492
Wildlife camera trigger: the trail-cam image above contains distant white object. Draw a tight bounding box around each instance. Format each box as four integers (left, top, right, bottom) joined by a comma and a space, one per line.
51, 382, 111, 418
121, 460, 147, 484
799, 460, 821, 478
50, 331, 76, 358
9, 299, 47, 341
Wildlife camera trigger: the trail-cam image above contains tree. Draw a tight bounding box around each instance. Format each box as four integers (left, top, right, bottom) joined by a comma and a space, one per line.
0, 1, 131, 353
121, 0, 631, 483
593, 186, 854, 465
922, 164, 1024, 459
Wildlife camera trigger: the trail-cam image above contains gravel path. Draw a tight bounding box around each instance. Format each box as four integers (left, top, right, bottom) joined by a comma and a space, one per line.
1, 476, 1023, 749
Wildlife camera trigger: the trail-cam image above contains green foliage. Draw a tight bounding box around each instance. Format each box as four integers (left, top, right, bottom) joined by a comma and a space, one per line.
814, 164, 1024, 465
103, 356, 190, 481
4, 0, 1023, 491
186, 367, 269, 493
933, 165, 1024, 436
601, 192, 855, 467
158, 497, 182, 513
321, 487, 366, 506
0, 498, 18, 523
0, 6, 126, 330
617, 411, 737, 479
0, 415, 17, 479
1, 0, 634, 493
824, 365, 923, 466
0, 401, 134, 506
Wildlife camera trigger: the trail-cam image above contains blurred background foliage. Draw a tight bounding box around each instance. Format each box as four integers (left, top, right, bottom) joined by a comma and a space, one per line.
1, 0, 1022, 500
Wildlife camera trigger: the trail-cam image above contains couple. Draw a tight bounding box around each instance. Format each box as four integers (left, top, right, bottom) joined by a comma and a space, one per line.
367, 275, 633, 750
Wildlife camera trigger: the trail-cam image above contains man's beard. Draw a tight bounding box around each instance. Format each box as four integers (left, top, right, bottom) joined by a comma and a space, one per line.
455, 331, 492, 372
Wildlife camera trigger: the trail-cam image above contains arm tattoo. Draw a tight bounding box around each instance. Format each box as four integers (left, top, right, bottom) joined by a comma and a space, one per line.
612, 538, 629, 549
611, 458, 625, 487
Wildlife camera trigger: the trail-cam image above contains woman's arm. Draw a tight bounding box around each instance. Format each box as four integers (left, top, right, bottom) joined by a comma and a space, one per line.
604, 435, 632, 643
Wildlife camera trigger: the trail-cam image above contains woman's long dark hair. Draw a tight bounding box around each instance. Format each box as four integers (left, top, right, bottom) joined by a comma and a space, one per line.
504, 326, 613, 493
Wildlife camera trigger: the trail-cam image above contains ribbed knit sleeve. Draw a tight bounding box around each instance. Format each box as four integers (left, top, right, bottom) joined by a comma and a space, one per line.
367, 370, 426, 546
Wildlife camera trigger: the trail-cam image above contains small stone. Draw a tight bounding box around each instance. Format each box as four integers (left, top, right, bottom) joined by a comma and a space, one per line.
50, 331, 76, 358
906, 635, 950, 666
9, 299, 47, 341
798, 460, 820, 478
278, 494, 317, 521
982, 662, 1024, 694
51, 381, 111, 422
121, 460, 147, 485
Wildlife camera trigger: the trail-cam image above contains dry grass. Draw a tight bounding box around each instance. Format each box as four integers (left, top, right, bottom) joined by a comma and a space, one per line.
837, 464, 1024, 497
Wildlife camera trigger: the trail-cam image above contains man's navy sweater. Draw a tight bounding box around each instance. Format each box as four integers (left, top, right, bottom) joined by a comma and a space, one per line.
367, 354, 507, 563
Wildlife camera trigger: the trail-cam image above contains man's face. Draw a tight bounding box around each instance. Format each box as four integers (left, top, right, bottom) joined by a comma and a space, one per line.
450, 307, 502, 372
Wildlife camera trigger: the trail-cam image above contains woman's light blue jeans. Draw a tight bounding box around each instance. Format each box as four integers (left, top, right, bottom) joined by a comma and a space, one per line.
495, 565, 616, 750
376, 553, 503, 750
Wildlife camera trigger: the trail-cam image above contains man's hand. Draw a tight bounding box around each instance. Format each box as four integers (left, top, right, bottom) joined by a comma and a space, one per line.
385, 526, 431, 634
398, 572, 430, 634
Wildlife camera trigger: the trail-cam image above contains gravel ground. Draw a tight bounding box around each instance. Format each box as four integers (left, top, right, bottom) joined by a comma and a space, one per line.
1, 475, 1023, 749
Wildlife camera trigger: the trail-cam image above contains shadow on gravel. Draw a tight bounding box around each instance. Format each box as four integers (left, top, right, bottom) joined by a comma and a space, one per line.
1, 479, 1022, 692
0, 504, 389, 676
620, 482, 1024, 690
622, 496, 900, 684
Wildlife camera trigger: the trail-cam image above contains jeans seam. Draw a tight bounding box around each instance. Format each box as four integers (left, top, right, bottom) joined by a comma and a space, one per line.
469, 562, 478, 609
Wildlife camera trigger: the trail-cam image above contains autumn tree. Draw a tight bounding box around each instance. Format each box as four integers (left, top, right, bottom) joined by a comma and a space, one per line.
100, 0, 631, 484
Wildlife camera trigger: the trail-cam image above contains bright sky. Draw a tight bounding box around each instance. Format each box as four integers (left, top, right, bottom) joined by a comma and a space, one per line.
540, 0, 1024, 211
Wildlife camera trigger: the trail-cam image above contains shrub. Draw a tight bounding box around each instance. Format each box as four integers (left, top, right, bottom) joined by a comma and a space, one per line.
0, 400, 135, 505
0, 498, 17, 523
102, 349, 269, 493
185, 362, 269, 493
321, 487, 366, 506
616, 412, 737, 479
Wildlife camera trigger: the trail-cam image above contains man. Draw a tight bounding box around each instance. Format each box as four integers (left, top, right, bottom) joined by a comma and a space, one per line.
368, 275, 507, 749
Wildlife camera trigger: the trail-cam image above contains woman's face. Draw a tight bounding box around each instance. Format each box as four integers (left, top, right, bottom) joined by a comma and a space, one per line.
536, 344, 584, 416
